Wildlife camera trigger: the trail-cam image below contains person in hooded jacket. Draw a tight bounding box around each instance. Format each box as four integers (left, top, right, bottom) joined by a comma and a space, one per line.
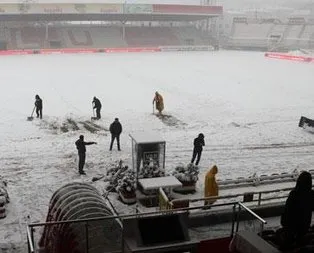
92, 96, 102, 119
191, 133, 205, 166
153, 91, 164, 115
278, 171, 314, 249
109, 118, 122, 151
35, 94, 43, 119
204, 165, 219, 207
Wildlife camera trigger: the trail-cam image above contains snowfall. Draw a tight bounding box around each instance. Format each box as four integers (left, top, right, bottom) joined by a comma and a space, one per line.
0, 50, 314, 252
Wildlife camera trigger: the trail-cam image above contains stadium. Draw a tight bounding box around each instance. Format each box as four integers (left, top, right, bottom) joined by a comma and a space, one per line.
0, 1, 222, 53
0, 1, 312, 55
0, 1, 314, 253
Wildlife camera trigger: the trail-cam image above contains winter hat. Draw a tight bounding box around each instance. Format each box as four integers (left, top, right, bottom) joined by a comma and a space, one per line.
199, 133, 204, 138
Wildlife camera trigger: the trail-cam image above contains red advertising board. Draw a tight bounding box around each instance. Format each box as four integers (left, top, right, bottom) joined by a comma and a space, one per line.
0, 47, 161, 56
40, 48, 99, 54
0, 46, 218, 56
152, 4, 223, 15
265, 52, 314, 63
0, 49, 34, 55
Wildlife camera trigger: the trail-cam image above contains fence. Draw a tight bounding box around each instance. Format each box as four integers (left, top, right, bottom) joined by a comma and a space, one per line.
158, 185, 294, 212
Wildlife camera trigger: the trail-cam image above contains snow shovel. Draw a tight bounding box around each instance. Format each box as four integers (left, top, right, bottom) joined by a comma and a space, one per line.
91, 106, 98, 121
27, 106, 35, 121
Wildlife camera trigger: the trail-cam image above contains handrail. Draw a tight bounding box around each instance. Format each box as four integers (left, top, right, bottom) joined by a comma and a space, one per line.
238, 202, 267, 224
26, 226, 34, 253
28, 201, 239, 228
172, 186, 293, 205
26, 201, 266, 253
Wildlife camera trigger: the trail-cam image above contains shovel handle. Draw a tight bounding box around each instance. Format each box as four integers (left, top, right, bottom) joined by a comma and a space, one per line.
31, 106, 35, 117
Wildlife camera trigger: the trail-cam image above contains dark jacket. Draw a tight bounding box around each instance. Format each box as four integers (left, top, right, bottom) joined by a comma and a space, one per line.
75, 139, 94, 153
193, 136, 205, 151
93, 98, 102, 109
110, 120, 122, 135
281, 171, 314, 236
35, 97, 43, 109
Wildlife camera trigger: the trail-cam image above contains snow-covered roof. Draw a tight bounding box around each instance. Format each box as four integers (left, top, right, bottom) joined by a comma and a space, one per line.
129, 132, 165, 144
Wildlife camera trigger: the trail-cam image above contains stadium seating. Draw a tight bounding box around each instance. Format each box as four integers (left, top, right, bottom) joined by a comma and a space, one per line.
4, 22, 312, 51
60, 27, 127, 48
226, 19, 314, 51
5, 25, 210, 49
125, 27, 180, 47
228, 23, 275, 49
172, 27, 208, 45
299, 25, 314, 49
282, 24, 304, 47
9, 26, 59, 49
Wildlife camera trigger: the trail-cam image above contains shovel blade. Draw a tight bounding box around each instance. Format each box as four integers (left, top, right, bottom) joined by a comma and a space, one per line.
27, 117, 34, 121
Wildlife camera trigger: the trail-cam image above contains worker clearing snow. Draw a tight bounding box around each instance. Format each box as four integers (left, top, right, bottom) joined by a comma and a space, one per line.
152, 91, 164, 115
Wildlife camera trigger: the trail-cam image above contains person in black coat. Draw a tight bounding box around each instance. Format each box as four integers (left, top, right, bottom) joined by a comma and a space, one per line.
109, 118, 122, 151
35, 94, 43, 119
75, 135, 97, 175
92, 96, 102, 119
191, 133, 205, 166
279, 171, 314, 249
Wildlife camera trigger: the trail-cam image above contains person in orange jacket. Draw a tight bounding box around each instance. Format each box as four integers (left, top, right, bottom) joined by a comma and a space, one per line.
153, 91, 164, 115
204, 165, 219, 207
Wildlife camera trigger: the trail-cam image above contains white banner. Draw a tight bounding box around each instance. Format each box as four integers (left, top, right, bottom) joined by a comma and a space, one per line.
0, 3, 123, 14
159, 45, 215, 52
125, 4, 153, 14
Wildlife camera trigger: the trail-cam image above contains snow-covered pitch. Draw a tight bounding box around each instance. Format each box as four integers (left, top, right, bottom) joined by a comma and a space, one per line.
0, 50, 313, 252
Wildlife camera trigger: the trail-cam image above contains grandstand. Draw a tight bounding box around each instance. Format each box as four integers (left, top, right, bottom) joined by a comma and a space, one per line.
0, 2, 223, 52
225, 16, 314, 51
1, 2, 312, 53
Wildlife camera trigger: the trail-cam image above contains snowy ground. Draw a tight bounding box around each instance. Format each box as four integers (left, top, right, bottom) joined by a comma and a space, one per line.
0, 50, 314, 252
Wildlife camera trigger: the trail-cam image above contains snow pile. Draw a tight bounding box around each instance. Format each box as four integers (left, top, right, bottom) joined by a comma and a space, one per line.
139, 158, 165, 178
172, 163, 199, 183
116, 169, 136, 194
105, 160, 129, 192
0, 178, 9, 219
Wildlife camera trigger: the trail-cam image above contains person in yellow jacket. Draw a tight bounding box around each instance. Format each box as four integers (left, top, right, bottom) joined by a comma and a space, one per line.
153, 91, 164, 115
204, 165, 219, 207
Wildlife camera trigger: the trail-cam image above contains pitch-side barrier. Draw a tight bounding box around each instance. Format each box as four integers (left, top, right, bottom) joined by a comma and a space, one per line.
265, 52, 314, 62
0, 45, 215, 56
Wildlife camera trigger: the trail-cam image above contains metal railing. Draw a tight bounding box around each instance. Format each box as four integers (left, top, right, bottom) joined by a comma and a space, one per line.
171, 186, 293, 207
236, 202, 267, 234
26, 201, 267, 253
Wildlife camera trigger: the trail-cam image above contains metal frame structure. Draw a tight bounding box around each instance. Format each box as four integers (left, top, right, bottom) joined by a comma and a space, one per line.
26, 201, 267, 253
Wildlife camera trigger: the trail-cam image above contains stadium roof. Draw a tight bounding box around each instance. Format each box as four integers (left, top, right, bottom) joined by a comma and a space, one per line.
0, 13, 219, 21
1, 0, 204, 3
